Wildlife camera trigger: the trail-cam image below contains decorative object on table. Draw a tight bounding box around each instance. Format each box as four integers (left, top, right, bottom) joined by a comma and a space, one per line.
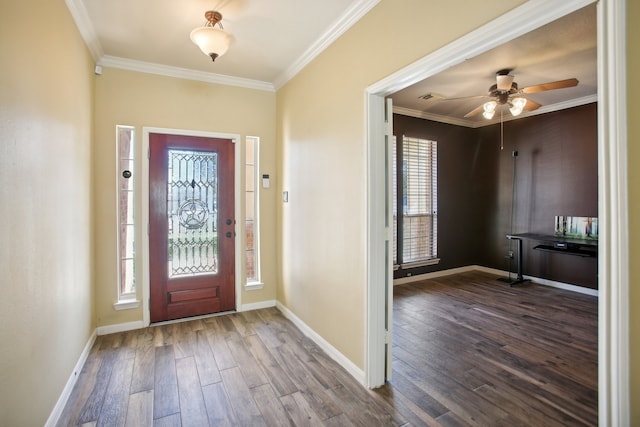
554, 215, 598, 240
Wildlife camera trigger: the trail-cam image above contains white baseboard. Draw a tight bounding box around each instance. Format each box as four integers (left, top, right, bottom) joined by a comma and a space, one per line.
97, 299, 277, 333
275, 302, 366, 386
473, 265, 599, 296
394, 264, 598, 297
96, 320, 146, 335
240, 299, 277, 312
393, 265, 476, 285
45, 329, 97, 427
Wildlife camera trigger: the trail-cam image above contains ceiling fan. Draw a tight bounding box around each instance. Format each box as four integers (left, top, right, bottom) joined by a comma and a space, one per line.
449, 69, 579, 119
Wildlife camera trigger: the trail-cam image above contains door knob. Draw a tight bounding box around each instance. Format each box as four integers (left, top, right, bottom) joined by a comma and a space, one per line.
226, 232, 233, 238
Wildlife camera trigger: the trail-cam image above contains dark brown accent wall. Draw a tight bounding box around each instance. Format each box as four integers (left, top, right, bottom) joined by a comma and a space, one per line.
393, 116, 481, 274
393, 103, 598, 289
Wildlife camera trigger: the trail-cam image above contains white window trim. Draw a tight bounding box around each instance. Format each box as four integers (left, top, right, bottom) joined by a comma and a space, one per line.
393, 135, 438, 266
115, 125, 139, 309
245, 136, 262, 289
245, 281, 264, 291
400, 258, 441, 270
113, 299, 140, 310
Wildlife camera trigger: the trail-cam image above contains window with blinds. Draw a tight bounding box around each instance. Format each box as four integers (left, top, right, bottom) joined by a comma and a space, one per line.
393, 135, 438, 268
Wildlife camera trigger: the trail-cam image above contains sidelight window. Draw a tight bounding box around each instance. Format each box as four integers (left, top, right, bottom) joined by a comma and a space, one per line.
245, 136, 262, 287
116, 126, 138, 306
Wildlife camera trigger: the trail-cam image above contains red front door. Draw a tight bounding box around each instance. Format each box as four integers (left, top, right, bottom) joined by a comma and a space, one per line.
149, 132, 235, 323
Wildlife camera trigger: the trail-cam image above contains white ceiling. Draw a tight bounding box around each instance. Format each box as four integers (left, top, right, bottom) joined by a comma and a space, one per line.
390, 4, 597, 127
67, 1, 596, 123
67, 0, 380, 90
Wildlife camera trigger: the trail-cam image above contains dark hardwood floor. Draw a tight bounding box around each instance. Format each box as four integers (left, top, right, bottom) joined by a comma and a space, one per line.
57, 271, 597, 426
388, 271, 597, 426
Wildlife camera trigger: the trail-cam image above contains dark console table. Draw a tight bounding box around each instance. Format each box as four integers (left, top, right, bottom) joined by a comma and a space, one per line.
503, 233, 598, 286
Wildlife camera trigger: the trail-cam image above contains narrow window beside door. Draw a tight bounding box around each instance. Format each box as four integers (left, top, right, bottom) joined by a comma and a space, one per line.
115, 125, 139, 308
245, 136, 262, 288
393, 135, 439, 269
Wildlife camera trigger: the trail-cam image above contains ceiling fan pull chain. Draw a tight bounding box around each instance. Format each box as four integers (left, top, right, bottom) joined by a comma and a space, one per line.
500, 110, 504, 150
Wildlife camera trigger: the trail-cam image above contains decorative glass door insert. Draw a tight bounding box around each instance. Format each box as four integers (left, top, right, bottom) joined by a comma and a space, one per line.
149, 132, 235, 323
167, 149, 219, 277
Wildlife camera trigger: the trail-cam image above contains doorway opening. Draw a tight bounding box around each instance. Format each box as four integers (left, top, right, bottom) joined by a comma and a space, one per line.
365, 0, 629, 424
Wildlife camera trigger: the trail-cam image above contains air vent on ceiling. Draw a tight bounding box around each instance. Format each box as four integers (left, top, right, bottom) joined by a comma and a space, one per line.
418, 93, 444, 101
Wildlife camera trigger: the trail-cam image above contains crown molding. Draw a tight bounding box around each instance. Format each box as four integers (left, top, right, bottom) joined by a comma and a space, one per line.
65, 0, 103, 60
98, 56, 275, 92
394, 94, 598, 128
392, 107, 476, 128
67, 0, 378, 91
369, 0, 595, 97
272, 0, 381, 89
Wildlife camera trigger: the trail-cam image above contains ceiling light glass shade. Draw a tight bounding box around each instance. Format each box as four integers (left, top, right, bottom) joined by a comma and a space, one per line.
482, 100, 497, 119
483, 110, 496, 119
496, 74, 514, 91
190, 27, 232, 61
509, 97, 527, 116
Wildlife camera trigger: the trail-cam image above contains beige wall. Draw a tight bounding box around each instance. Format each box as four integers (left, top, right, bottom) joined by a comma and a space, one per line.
276, 5, 638, 419
0, 0, 95, 426
94, 68, 277, 327
276, 0, 528, 369
0, 0, 636, 424
627, 0, 639, 422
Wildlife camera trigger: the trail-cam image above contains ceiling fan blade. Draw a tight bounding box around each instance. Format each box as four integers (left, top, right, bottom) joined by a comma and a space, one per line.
521, 78, 579, 94
523, 98, 542, 112
464, 104, 485, 118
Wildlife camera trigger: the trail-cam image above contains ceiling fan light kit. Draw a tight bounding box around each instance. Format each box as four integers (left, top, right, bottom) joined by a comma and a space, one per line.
508, 97, 527, 116
483, 101, 497, 119
460, 70, 579, 120
190, 11, 233, 62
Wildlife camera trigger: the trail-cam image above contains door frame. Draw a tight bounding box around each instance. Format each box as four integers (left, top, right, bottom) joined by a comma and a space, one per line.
365, 0, 629, 424
141, 127, 242, 326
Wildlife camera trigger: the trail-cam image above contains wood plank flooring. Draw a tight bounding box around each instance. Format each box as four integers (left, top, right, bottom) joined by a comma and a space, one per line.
57, 271, 597, 426
388, 271, 597, 426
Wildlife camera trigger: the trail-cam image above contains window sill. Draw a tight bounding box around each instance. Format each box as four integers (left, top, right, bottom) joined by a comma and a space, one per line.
113, 299, 140, 311
245, 281, 264, 291
399, 258, 441, 269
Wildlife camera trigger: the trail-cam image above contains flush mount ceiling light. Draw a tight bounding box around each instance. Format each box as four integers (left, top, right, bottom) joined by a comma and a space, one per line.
190, 11, 233, 62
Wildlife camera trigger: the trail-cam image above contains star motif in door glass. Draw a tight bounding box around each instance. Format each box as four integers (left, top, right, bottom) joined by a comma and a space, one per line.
178, 199, 209, 229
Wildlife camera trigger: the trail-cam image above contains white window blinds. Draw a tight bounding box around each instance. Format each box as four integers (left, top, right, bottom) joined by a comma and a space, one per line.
393, 136, 438, 266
